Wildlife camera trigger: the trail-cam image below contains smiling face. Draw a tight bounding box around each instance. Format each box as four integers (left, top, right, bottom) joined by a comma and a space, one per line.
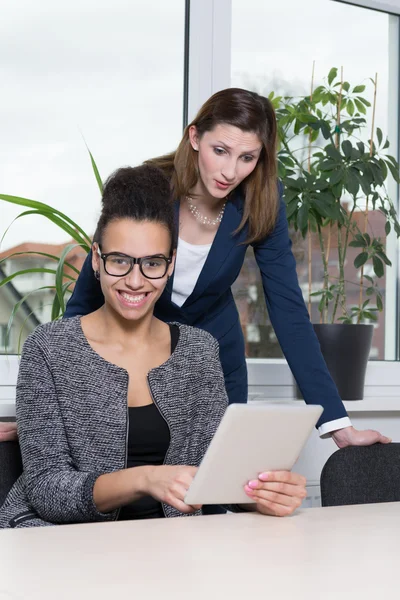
92, 218, 175, 323
189, 123, 263, 199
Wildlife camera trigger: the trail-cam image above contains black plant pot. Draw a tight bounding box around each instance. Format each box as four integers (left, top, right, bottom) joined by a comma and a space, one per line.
313, 323, 374, 400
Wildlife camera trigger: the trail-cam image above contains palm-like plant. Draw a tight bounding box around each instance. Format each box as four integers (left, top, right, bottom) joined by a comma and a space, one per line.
0, 149, 102, 350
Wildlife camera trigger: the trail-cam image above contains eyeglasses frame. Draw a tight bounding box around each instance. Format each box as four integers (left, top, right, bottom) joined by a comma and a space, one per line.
96, 246, 173, 280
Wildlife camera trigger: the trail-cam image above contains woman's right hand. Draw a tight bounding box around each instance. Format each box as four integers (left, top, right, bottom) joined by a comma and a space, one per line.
144, 465, 201, 514
0, 422, 18, 442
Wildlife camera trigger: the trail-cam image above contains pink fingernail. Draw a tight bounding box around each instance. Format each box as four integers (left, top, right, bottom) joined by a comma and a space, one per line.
244, 485, 254, 496
259, 473, 269, 481
248, 480, 259, 489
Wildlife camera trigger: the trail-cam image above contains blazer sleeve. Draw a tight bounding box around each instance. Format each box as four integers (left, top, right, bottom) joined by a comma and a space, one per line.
64, 249, 104, 318
252, 188, 348, 428
16, 331, 116, 524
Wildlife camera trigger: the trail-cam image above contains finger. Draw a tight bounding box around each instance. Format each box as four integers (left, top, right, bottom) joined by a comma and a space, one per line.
245, 485, 304, 508
356, 430, 392, 446
254, 481, 307, 499
165, 485, 200, 514
169, 497, 198, 514
255, 499, 297, 517
379, 435, 392, 444
250, 471, 307, 487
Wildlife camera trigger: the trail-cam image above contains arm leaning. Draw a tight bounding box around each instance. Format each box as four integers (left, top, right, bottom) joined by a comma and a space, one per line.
252, 192, 348, 429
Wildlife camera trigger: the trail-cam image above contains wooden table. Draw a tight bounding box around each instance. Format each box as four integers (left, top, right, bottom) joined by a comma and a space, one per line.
0, 502, 398, 599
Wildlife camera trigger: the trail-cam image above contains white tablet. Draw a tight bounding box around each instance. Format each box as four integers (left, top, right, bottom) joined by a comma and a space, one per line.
184, 402, 323, 505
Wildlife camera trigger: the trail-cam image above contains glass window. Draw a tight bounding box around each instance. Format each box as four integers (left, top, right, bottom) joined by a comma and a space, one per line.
231, 0, 395, 359
0, 0, 186, 353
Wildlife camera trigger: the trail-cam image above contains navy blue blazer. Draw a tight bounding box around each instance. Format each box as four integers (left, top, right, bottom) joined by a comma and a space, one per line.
64, 187, 348, 429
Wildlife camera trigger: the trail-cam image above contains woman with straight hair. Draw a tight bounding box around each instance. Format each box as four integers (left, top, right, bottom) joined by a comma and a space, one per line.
0, 164, 307, 527
0, 88, 389, 450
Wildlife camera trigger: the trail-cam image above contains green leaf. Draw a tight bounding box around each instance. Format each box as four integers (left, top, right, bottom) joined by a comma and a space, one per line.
55, 244, 80, 313
378, 158, 388, 182
385, 221, 391, 235
376, 127, 383, 146
346, 170, 360, 196
330, 169, 343, 185
354, 252, 368, 268
387, 160, 400, 184
277, 162, 286, 179
285, 177, 305, 190
372, 255, 384, 278
326, 145, 342, 161
0, 268, 58, 288
377, 251, 392, 266
377, 295, 383, 311
328, 68, 338, 86
3, 286, 51, 353
83, 143, 103, 195
341, 140, 352, 159
363, 311, 378, 321
346, 99, 355, 116
349, 239, 366, 248
354, 98, 366, 115
0, 194, 92, 247
356, 142, 365, 155
0, 250, 80, 276
352, 85, 366, 93
297, 203, 309, 233
342, 82, 350, 93
358, 97, 371, 107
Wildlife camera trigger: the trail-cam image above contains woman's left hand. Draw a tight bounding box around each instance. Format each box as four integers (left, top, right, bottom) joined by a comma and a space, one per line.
244, 471, 307, 517
331, 426, 391, 448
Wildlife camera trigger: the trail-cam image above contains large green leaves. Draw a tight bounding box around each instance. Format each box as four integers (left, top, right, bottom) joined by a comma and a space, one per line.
275, 66, 400, 323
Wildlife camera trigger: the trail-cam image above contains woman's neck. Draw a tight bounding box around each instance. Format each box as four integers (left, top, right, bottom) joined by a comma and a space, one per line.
188, 180, 226, 210
87, 304, 162, 349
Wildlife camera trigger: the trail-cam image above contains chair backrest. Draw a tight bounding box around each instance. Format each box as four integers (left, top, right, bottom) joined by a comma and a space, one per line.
0, 441, 23, 508
320, 443, 400, 507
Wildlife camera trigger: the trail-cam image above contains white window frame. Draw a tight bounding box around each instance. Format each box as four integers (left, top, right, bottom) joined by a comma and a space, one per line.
2, 0, 400, 410
335, 0, 400, 15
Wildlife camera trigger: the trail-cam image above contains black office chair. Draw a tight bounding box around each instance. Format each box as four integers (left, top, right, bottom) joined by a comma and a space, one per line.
320, 443, 400, 507
0, 441, 23, 508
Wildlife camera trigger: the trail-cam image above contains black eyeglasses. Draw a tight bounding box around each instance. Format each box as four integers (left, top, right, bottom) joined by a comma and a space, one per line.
97, 247, 172, 279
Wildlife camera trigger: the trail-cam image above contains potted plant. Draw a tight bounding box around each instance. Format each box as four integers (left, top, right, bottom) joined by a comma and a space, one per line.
271, 66, 400, 399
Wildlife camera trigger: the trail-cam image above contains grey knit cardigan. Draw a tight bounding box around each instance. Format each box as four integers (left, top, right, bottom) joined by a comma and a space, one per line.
0, 316, 230, 528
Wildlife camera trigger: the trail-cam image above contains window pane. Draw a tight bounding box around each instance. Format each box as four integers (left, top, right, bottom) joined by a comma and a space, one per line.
231, 0, 393, 359
0, 0, 185, 353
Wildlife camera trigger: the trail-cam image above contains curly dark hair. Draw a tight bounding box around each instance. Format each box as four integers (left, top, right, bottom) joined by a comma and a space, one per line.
94, 164, 176, 250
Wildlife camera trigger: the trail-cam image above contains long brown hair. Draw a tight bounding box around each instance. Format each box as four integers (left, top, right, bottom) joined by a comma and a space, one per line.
146, 88, 278, 244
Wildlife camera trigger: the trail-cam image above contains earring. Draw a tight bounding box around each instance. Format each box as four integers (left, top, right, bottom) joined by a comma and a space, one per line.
94, 270, 100, 281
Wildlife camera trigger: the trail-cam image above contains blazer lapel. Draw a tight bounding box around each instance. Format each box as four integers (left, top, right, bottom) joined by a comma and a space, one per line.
182, 193, 244, 308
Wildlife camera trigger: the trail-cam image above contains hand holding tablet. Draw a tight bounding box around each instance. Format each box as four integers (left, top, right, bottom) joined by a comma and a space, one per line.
184, 403, 323, 508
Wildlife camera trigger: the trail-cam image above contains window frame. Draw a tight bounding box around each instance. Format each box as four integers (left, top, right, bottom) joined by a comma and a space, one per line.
2, 0, 400, 397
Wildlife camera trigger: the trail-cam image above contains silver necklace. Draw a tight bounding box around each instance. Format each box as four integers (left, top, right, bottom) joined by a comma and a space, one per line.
186, 196, 227, 226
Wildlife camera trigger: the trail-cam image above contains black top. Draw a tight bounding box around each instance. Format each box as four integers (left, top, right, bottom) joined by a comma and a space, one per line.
118, 324, 179, 521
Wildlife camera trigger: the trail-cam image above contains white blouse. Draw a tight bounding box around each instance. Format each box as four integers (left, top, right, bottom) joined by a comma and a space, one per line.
171, 237, 212, 307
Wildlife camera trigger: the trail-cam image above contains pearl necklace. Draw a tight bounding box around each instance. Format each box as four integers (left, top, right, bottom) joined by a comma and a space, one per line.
186, 196, 227, 226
